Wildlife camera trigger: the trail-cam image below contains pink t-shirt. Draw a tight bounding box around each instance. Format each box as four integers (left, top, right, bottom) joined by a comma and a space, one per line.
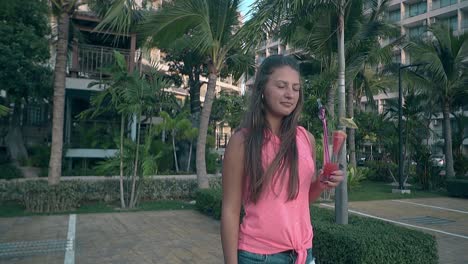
238, 126, 315, 264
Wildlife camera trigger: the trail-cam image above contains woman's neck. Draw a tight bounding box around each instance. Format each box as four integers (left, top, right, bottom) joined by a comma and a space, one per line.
265, 112, 282, 136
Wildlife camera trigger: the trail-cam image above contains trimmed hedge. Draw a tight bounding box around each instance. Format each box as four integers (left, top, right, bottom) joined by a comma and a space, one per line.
22, 183, 83, 212
196, 188, 223, 219
446, 179, 468, 198
0, 178, 203, 203
196, 188, 438, 264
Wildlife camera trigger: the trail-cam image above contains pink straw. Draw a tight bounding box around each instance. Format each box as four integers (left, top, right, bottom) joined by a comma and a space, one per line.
318, 104, 330, 164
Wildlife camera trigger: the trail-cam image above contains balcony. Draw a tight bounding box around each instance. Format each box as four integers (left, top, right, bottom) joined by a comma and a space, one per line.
68, 44, 137, 79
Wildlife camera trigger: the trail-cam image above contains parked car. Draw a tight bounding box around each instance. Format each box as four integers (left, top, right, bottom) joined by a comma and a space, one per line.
357, 157, 366, 166
430, 154, 445, 167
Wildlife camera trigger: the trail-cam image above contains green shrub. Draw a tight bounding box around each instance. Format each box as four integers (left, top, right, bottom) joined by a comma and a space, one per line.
196, 188, 438, 264
21, 182, 82, 213
454, 155, 468, 177
27, 145, 50, 168
365, 161, 397, 182
0, 164, 23, 180
0, 177, 222, 207
0, 147, 10, 165
446, 179, 468, 198
196, 188, 223, 219
310, 207, 438, 264
347, 167, 367, 191
206, 151, 220, 174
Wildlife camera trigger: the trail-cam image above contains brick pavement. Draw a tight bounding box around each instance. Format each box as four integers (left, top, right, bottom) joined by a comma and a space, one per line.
0, 197, 466, 264
321, 197, 468, 264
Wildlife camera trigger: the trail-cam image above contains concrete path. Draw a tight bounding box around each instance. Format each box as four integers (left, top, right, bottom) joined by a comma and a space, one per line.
0, 211, 223, 264
321, 197, 468, 264
0, 197, 466, 264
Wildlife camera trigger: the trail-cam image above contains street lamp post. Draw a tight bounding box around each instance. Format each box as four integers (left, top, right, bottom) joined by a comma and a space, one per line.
395, 62, 427, 194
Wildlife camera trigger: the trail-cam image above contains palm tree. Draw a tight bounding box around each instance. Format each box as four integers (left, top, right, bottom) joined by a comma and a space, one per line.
407, 24, 468, 179
247, 0, 351, 223
344, 0, 401, 168
48, 0, 79, 185
85, 51, 171, 208
136, 0, 251, 188
47, 0, 132, 185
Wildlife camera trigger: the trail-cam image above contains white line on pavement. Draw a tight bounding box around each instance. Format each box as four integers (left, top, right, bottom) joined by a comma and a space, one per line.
319, 203, 468, 240
391, 200, 468, 214
64, 214, 76, 264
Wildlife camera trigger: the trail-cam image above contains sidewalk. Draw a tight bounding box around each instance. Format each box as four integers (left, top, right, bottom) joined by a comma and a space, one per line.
321, 197, 468, 264
0, 211, 223, 264
1, 197, 466, 264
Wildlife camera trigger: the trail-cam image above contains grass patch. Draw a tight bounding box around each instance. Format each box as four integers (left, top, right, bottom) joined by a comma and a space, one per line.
348, 181, 447, 201
0, 200, 195, 217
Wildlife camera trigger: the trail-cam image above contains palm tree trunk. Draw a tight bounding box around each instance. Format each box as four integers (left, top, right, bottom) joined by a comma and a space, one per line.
443, 101, 455, 178
189, 71, 201, 128
48, 11, 70, 186
187, 140, 193, 172
347, 81, 356, 168
172, 132, 179, 173
335, 1, 348, 225
119, 115, 126, 208
196, 72, 217, 189
130, 112, 141, 208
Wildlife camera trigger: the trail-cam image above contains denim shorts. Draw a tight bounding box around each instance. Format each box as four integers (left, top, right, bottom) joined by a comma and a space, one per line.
238, 248, 315, 264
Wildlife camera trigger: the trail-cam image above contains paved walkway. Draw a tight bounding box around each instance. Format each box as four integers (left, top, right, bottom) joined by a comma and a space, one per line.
321, 197, 468, 264
0, 197, 466, 264
0, 211, 223, 264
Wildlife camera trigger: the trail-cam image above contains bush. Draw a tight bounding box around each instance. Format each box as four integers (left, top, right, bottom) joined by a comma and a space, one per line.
365, 161, 397, 182
27, 145, 50, 168
446, 179, 468, 198
206, 151, 220, 174
0, 146, 10, 165
196, 188, 223, 219
454, 155, 468, 177
347, 167, 367, 191
0, 177, 211, 205
21, 182, 82, 213
196, 188, 438, 264
0, 164, 23, 180
310, 207, 438, 264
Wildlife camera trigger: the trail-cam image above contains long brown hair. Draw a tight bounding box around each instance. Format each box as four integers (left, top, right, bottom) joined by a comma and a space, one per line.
241, 55, 304, 203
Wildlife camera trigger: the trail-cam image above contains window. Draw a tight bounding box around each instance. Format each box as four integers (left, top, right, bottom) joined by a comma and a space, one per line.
389, 9, 401, 22
406, 2, 427, 18
408, 26, 426, 38
432, 0, 457, 10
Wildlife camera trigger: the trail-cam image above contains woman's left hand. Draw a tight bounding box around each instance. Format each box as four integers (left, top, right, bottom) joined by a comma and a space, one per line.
320, 170, 345, 189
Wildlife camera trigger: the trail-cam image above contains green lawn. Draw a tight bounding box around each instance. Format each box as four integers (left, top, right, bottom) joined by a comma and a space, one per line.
348, 181, 447, 201
0, 200, 196, 218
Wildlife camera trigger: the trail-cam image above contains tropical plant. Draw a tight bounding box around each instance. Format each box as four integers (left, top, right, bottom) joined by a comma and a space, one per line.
157, 111, 193, 173
48, 0, 79, 186
407, 24, 468, 179
0, 0, 51, 162
136, 0, 252, 188
83, 51, 171, 208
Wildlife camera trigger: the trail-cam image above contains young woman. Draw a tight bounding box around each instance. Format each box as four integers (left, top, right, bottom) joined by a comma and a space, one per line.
221, 55, 344, 264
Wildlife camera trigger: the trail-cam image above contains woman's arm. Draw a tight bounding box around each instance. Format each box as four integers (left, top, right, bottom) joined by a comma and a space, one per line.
221, 131, 245, 264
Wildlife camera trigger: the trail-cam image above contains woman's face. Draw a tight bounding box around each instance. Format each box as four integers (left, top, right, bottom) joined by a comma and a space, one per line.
262, 66, 301, 118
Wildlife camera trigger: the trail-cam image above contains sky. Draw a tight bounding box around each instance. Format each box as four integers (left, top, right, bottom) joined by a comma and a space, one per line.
239, 0, 255, 21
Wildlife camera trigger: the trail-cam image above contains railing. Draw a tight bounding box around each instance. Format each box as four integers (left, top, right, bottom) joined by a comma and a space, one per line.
69, 44, 136, 79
